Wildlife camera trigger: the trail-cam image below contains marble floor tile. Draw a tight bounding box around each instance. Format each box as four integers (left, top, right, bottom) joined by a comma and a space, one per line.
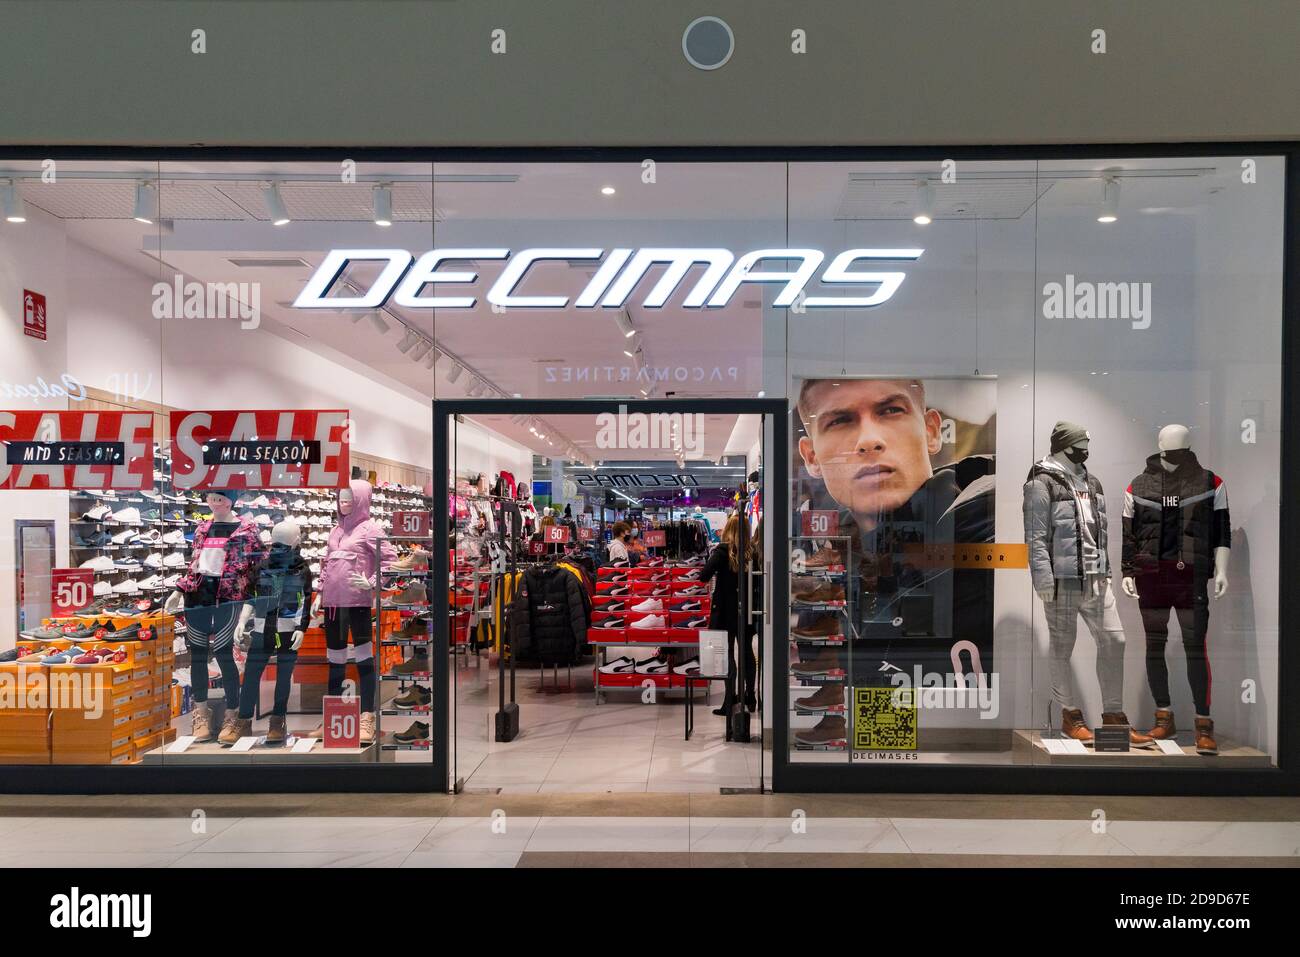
1107, 820, 1300, 857
414, 815, 540, 852
400, 850, 522, 868
526, 816, 690, 852
1, 816, 238, 854
170, 848, 412, 868
192, 816, 438, 854
4, 850, 189, 868
892, 818, 1135, 856
688, 816, 909, 854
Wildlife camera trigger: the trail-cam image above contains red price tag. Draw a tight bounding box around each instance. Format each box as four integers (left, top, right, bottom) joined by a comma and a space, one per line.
322, 695, 361, 749
543, 525, 570, 543
643, 530, 666, 547
51, 568, 94, 617
528, 540, 546, 556
802, 510, 837, 537
394, 511, 430, 536
578, 527, 594, 541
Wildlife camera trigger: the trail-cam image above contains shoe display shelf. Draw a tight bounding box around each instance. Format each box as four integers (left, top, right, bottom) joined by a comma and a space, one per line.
376, 534, 434, 753
790, 536, 853, 753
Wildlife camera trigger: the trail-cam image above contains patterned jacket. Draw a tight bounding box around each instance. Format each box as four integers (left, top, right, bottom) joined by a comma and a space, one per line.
176, 515, 267, 603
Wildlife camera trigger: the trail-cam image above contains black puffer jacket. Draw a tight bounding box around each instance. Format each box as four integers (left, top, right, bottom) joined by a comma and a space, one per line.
1122, 450, 1230, 580
510, 564, 590, 664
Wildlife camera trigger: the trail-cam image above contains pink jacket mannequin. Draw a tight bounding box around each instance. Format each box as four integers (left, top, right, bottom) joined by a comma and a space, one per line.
318, 480, 397, 608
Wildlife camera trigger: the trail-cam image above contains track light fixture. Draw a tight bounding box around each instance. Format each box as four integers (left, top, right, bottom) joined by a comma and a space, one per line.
1098, 175, 1120, 223
263, 182, 290, 226
133, 182, 158, 224
614, 309, 636, 339
409, 338, 433, 361
913, 179, 934, 225
373, 184, 393, 227
447, 361, 464, 383
396, 328, 420, 353
623, 333, 641, 359
424, 348, 441, 369
1, 181, 25, 223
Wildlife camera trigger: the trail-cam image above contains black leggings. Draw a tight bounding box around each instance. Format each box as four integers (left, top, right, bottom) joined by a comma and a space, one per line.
722, 627, 757, 709
238, 630, 298, 719
1141, 600, 1211, 716
184, 600, 242, 708
324, 606, 376, 714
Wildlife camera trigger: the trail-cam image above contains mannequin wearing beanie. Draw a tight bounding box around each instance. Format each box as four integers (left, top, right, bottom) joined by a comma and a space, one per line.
307, 480, 396, 744
1121, 423, 1230, 755
225, 519, 311, 746
1024, 421, 1150, 748
164, 489, 267, 744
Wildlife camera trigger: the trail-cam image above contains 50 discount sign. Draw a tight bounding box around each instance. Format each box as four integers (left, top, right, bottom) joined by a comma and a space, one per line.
51, 568, 94, 616
394, 511, 430, 536
170, 409, 350, 490
0, 410, 154, 491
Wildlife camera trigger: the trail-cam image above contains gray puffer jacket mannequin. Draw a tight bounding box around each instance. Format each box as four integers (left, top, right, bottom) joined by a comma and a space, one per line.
1023, 455, 1110, 595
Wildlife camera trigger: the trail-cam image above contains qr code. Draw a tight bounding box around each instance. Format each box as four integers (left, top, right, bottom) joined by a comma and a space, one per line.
853, 687, 917, 750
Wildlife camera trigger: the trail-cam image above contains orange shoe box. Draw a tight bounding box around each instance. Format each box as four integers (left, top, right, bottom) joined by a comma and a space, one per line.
52, 739, 135, 765
44, 663, 134, 704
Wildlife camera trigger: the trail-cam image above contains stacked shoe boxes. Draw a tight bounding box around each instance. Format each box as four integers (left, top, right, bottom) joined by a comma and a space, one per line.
0, 664, 53, 764
590, 564, 710, 689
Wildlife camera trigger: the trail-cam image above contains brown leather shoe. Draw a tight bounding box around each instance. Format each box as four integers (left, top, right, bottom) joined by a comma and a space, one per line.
793, 682, 845, 712
1102, 711, 1154, 747
790, 647, 843, 677
1144, 708, 1176, 740
791, 615, 842, 639
793, 715, 846, 746
793, 583, 846, 604
1061, 707, 1093, 743
1194, 717, 1218, 755
802, 545, 843, 569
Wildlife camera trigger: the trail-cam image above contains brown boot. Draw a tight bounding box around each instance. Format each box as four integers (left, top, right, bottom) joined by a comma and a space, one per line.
218, 713, 251, 747
1102, 711, 1154, 748
265, 714, 287, 745
1194, 717, 1218, 755
1144, 708, 1176, 740
1061, 707, 1093, 743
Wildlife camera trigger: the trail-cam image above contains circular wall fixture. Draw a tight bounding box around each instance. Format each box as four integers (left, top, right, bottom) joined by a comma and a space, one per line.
682, 16, 734, 71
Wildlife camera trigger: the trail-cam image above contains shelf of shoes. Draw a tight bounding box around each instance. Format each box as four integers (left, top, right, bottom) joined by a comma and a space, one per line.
375, 534, 436, 752
789, 536, 853, 751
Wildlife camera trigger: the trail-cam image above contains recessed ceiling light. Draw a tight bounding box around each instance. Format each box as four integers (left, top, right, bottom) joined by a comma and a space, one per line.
601, 186, 616, 196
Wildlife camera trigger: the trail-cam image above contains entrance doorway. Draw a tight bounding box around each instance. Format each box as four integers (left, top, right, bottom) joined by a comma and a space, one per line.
432, 399, 787, 793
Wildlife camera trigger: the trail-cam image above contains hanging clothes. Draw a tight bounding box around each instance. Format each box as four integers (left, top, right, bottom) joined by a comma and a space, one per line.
509, 563, 591, 665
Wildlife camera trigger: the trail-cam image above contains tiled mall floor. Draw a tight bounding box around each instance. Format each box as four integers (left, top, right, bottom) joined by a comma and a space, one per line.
0, 794, 1296, 868
453, 654, 765, 793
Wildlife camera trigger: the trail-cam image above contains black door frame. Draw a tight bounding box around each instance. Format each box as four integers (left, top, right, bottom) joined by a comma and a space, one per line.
432, 397, 789, 793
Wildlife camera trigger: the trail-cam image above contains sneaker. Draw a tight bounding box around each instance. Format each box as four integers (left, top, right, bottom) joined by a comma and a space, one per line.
93, 580, 112, 597
676, 586, 708, 596
680, 616, 708, 628
393, 720, 430, 743
600, 601, 627, 612
597, 656, 635, 674
136, 575, 164, 590
604, 586, 631, 596
631, 614, 666, 629
641, 557, 665, 567
79, 555, 115, 571
110, 506, 142, 524
672, 657, 700, 676
133, 528, 163, 544
794, 682, 845, 713
646, 572, 670, 581
393, 685, 432, 708
603, 572, 628, 582
113, 558, 143, 571
671, 599, 703, 612
41, 646, 88, 665
162, 574, 183, 588
163, 552, 187, 568
634, 655, 670, 674
794, 715, 847, 746
82, 504, 113, 521
21, 623, 74, 640
631, 598, 663, 612
112, 579, 141, 595
390, 614, 431, 641
677, 570, 701, 581
359, 712, 377, 745
110, 528, 138, 545
162, 530, 186, 545
595, 616, 627, 629
648, 586, 671, 596
143, 552, 165, 569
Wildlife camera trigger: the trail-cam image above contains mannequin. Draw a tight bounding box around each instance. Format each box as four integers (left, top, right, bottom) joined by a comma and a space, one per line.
1121, 424, 1230, 755
164, 490, 267, 743
516, 482, 538, 538
1023, 421, 1151, 747
226, 519, 311, 746
308, 480, 396, 744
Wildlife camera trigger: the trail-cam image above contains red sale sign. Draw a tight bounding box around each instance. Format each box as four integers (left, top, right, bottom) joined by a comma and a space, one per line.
578, 527, 594, 541
23, 290, 47, 341
170, 409, 350, 490
802, 510, 838, 537
643, 529, 666, 548
51, 568, 94, 617
543, 525, 571, 543
393, 511, 430, 537
528, 540, 546, 556
0, 411, 154, 490
322, 695, 361, 749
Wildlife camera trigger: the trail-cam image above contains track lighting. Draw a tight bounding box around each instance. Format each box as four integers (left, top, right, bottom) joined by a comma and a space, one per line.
623, 333, 641, 359
424, 348, 441, 369
447, 361, 464, 383
396, 328, 420, 353
912, 179, 934, 225
133, 182, 158, 224
1, 181, 25, 223
1098, 175, 1120, 223
410, 338, 433, 361
367, 311, 390, 334
614, 309, 636, 339
373, 184, 392, 227
263, 182, 290, 226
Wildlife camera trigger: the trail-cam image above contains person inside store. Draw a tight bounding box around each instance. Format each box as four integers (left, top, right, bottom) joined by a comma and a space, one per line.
606, 520, 633, 565
700, 512, 759, 715
795, 377, 995, 690
626, 524, 648, 563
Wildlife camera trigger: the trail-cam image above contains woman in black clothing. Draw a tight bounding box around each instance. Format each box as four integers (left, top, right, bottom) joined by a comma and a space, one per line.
700, 513, 758, 715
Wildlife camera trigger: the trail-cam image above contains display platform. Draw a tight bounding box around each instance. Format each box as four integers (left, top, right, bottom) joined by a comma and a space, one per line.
1013, 730, 1272, 767
140, 738, 377, 765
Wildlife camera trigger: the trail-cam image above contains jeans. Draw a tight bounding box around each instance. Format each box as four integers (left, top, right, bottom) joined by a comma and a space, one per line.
1043, 578, 1127, 714
238, 628, 299, 719
1138, 572, 1211, 715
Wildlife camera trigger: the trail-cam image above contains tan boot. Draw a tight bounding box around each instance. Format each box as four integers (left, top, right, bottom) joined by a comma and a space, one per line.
1060, 707, 1093, 743
1194, 717, 1218, 755
1102, 711, 1154, 748
1144, 708, 1176, 740
190, 703, 214, 742
265, 714, 287, 745
359, 712, 377, 745
218, 712, 250, 747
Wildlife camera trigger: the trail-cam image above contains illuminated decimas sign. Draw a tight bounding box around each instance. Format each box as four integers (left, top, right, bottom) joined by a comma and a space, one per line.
170, 409, 350, 490
0, 410, 154, 490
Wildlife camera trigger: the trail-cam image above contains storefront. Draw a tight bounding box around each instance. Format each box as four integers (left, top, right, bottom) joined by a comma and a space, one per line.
0, 147, 1295, 795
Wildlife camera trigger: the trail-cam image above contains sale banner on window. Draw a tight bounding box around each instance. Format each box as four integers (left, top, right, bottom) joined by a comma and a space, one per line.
169, 409, 350, 490
0, 410, 154, 490
322, 695, 361, 749
51, 568, 94, 617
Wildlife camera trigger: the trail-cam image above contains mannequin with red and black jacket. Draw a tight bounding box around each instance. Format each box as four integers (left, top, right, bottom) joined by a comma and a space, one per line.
1122, 424, 1230, 755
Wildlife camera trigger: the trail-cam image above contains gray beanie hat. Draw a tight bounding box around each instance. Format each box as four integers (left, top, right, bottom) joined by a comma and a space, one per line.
1050, 421, 1090, 454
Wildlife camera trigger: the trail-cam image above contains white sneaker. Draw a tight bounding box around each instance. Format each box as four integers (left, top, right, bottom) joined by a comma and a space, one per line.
634, 655, 670, 674
598, 656, 636, 674
110, 528, 137, 545
80, 555, 115, 571
137, 575, 164, 590
111, 507, 142, 524
631, 614, 666, 629
163, 552, 187, 568
631, 598, 663, 612
133, 528, 162, 544
83, 504, 113, 521
143, 553, 164, 569
162, 574, 182, 588
93, 580, 112, 597
162, 530, 185, 545
112, 578, 141, 595
672, 657, 701, 675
